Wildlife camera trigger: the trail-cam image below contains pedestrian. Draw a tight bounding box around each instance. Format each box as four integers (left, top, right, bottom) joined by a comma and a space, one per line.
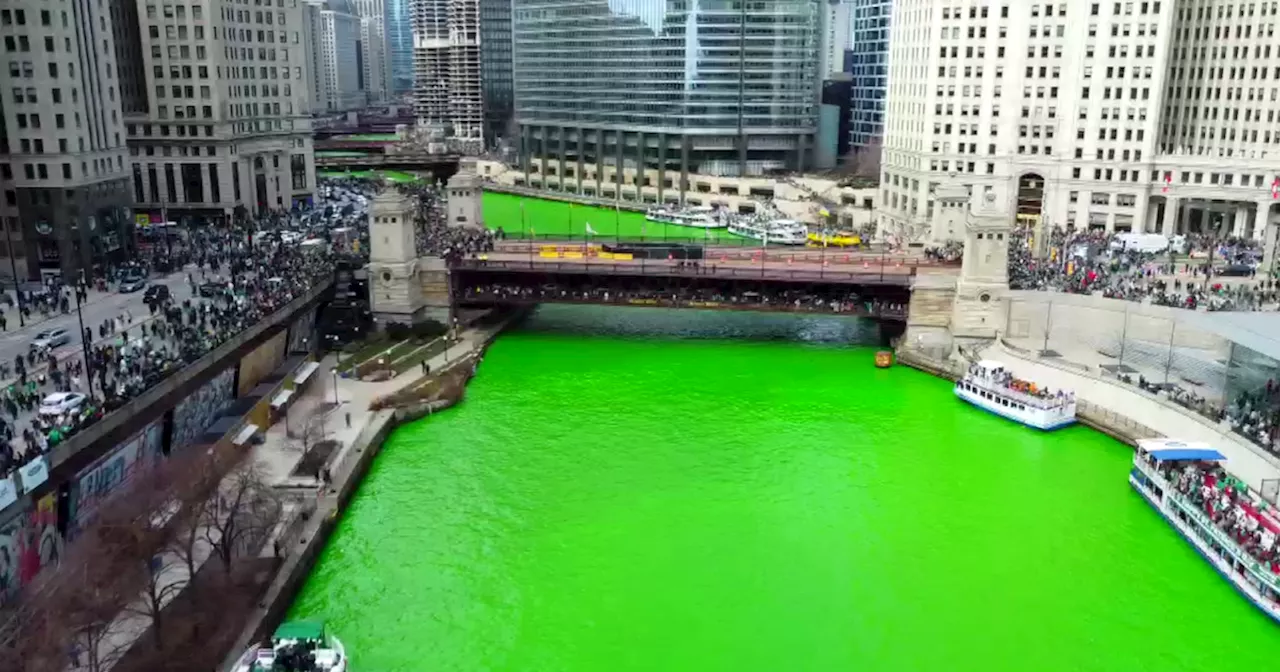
345, 411, 351, 428
421, 360, 430, 376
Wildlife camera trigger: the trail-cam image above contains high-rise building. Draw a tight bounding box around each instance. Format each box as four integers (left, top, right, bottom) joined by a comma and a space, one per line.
354, 0, 391, 100
412, 0, 483, 152
513, 0, 821, 200
879, 0, 1280, 249
479, 0, 513, 148
820, 0, 852, 80
385, 0, 414, 93
123, 0, 316, 224
0, 1, 136, 281
303, 0, 365, 111
847, 0, 891, 154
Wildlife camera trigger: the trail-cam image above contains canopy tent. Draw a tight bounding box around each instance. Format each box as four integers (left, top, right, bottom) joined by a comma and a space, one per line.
274, 621, 325, 642
1148, 448, 1227, 462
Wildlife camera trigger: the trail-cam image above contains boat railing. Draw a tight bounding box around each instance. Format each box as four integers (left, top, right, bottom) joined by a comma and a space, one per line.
963, 376, 1075, 411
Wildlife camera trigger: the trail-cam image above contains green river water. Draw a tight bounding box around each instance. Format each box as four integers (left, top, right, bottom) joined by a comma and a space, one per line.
290, 306, 1280, 671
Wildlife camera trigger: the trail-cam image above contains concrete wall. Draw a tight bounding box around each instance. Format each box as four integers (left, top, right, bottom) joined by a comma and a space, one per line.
987, 340, 1280, 491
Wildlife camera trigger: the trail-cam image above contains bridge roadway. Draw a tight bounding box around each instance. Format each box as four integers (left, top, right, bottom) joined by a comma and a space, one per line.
0, 278, 335, 523
315, 153, 460, 171
458, 249, 940, 286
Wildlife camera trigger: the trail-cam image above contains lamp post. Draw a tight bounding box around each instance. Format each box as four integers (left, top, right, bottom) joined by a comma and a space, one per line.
74, 284, 95, 401
1, 221, 25, 327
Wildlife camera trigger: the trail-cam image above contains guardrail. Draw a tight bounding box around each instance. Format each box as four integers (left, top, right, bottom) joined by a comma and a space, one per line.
452, 258, 916, 286
459, 292, 908, 320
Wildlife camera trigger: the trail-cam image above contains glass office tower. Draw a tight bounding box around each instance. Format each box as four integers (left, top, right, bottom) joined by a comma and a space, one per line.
848, 0, 891, 151
386, 0, 414, 93
512, 0, 820, 200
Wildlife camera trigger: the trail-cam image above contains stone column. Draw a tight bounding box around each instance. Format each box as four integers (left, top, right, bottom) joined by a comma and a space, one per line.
1161, 197, 1179, 237
576, 128, 585, 195
679, 135, 690, 207
557, 127, 567, 192
1232, 204, 1249, 238
615, 129, 624, 202
1254, 201, 1271, 241
657, 133, 667, 204
1179, 200, 1193, 234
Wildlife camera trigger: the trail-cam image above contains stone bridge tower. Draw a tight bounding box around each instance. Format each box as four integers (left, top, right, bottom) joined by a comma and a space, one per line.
447, 157, 484, 230
368, 188, 425, 328
950, 190, 1011, 339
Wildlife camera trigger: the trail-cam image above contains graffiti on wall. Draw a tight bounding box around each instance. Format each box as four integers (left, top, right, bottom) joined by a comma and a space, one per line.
288, 310, 316, 354
238, 330, 287, 397
66, 421, 163, 535
0, 494, 61, 605
172, 367, 235, 452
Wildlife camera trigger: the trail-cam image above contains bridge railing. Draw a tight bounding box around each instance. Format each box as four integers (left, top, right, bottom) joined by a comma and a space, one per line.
452, 257, 916, 286
459, 291, 908, 320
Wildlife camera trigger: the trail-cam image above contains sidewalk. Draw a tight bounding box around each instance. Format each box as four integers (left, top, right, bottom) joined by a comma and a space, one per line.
77, 324, 498, 672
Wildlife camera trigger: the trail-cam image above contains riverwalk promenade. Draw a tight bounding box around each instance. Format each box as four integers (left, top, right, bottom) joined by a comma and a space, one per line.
67, 321, 505, 672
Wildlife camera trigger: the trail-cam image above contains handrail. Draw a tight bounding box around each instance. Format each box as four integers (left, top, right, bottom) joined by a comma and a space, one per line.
451, 258, 916, 285
459, 292, 908, 320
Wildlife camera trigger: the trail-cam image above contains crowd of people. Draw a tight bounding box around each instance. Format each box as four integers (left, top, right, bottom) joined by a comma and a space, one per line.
964, 361, 1075, 407
1156, 456, 1280, 579
1007, 227, 1276, 311
461, 282, 906, 317
400, 181, 495, 261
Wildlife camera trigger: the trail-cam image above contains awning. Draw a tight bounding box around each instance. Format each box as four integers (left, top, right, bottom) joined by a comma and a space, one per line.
233, 423, 259, 447
270, 389, 294, 409
1148, 448, 1227, 462
293, 361, 320, 386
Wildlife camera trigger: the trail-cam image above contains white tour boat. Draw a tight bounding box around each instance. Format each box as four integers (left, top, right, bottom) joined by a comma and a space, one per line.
234, 621, 347, 672
1129, 438, 1280, 624
954, 360, 1076, 430
644, 205, 727, 229
727, 217, 809, 245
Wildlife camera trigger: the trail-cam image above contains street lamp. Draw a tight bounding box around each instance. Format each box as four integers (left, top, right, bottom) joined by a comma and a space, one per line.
331, 367, 339, 405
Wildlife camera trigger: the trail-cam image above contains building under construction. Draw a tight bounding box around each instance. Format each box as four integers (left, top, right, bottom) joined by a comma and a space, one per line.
412, 0, 484, 154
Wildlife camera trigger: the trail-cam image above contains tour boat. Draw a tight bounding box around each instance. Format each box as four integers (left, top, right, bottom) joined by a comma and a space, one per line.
727, 217, 809, 245
234, 620, 347, 672
1129, 439, 1280, 624
644, 206, 727, 229
954, 360, 1076, 430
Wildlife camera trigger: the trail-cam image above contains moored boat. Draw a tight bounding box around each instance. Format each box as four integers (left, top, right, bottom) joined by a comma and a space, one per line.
234, 620, 347, 672
727, 217, 809, 245
1129, 438, 1280, 624
954, 360, 1076, 430
644, 205, 727, 229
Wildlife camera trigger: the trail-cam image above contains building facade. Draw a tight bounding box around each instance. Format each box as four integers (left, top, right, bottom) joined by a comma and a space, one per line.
354, 0, 390, 101
820, 0, 853, 80
305, 0, 365, 112
385, 0, 414, 93
879, 0, 1280, 250
412, 0, 483, 152
123, 0, 316, 226
512, 0, 821, 203
479, 0, 513, 148
0, 0, 136, 281
848, 0, 891, 154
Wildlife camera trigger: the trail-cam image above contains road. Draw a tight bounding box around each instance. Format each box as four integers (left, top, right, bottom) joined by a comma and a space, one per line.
0, 269, 197, 465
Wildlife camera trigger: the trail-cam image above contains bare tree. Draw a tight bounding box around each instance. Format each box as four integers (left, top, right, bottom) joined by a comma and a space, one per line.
287, 406, 329, 460
201, 461, 281, 574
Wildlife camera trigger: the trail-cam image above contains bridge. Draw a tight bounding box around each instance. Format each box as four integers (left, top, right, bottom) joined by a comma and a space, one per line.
315, 152, 460, 172
0, 277, 335, 525
459, 289, 908, 321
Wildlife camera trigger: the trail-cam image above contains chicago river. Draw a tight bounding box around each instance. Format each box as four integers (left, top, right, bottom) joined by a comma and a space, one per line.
288, 306, 1280, 671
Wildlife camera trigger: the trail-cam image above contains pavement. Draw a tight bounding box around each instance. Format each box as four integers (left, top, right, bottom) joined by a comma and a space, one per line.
76, 322, 503, 672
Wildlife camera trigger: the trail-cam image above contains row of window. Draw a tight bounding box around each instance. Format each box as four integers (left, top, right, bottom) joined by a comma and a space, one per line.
11, 156, 123, 182
958, 382, 1033, 412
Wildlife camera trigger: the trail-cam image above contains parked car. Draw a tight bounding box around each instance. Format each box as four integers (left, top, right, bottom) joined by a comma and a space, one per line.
38, 392, 86, 416
119, 276, 147, 293
32, 328, 71, 350
143, 284, 171, 304
198, 281, 227, 298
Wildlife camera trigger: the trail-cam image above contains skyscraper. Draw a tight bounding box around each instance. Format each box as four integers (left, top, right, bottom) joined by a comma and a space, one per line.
385, 0, 414, 93
512, 0, 821, 201
354, 0, 391, 101
412, 0, 483, 152
479, 0, 513, 148
819, 0, 852, 80
0, 0, 135, 281
303, 0, 366, 112
848, 0, 891, 154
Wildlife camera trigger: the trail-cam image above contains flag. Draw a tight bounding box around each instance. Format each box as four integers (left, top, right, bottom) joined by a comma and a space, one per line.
586, 222, 598, 236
